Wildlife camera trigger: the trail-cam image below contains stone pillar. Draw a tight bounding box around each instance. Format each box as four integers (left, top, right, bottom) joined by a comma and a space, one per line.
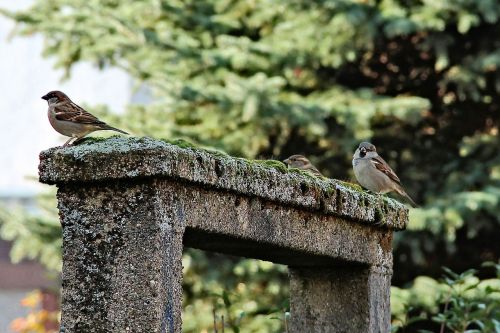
57, 181, 184, 333
289, 266, 391, 333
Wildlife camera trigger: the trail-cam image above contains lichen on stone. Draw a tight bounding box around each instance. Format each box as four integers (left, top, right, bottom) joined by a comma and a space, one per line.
39, 136, 408, 230
338, 180, 363, 192
249, 159, 288, 174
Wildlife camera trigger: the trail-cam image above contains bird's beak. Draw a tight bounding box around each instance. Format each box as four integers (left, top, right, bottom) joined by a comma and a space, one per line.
41, 94, 48, 100
283, 158, 290, 165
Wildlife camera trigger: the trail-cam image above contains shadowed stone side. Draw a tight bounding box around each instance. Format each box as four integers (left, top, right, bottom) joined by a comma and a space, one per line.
289, 266, 391, 333
176, 181, 393, 268
39, 137, 408, 333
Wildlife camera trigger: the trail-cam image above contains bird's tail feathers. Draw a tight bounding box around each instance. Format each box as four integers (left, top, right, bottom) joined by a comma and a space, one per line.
396, 187, 418, 208
102, 125, 129, 135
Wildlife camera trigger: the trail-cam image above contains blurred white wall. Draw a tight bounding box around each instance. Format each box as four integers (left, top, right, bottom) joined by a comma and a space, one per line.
0, 0, 131, 196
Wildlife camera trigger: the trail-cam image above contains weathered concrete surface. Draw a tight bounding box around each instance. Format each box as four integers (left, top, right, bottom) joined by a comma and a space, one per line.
179, 181, 393, 268
289, 266, 391, 333
39, 137, 408, 229
39, 137, 408, 333
57, 181, 183, 333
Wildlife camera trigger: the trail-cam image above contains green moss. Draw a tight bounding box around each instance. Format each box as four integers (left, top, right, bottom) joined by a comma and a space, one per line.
338, 180, 363, 192
251, 159, 288, 174
69, 138, 378, 204
374, 206, 386, 225
160, 138, 198, 149
74, 136, 113, 145
287, 167, 318, 179
322, 184, 337, 198
383, 197, 393, 207
204, 148, 229, 158
159, 137, 230, 158
73, 137, 320, 180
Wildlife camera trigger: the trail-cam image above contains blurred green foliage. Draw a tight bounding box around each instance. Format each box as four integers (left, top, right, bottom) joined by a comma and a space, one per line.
183, 251, 288, 332
392, 263, 500, 332
1, 0, 499, 331
0, 191, 61, 272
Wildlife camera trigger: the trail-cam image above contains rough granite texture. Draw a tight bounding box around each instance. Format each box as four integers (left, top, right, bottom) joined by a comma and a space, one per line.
39, 137, 408, 333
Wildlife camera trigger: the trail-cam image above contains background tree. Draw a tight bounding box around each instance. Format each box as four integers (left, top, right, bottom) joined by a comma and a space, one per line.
1, 0, 499, 331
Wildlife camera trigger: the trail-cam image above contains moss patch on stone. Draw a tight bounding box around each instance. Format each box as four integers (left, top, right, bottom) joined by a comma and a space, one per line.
338, 180, 363, 192
160, 138, 198, 149
287, 167, 320, 179
374, 205, 387, 225
70, 137, 323, 181
75, 136, 116, 145
250, 159, 288, 174
159, 138, 228, 158
40, 136, 408, 230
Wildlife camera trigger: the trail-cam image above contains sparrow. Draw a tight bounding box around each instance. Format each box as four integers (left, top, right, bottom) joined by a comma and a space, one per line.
42, 90, 128, 147
352, 142, 417, 207
283, 155, 323, 177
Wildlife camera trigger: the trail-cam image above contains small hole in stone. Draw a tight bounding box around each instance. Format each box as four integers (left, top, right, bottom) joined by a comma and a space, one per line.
234, 197, 241, 207
300, 182, 308, 195
196, 155, 204, 168
319, 198, 326, 211
335, 190, 343, 209
215, 160, 224, 177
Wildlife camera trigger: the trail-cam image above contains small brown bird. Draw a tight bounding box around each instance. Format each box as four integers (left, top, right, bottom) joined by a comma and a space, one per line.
42, 90, 128, 147
283, 155, 323, 177
352, 142, 417, 207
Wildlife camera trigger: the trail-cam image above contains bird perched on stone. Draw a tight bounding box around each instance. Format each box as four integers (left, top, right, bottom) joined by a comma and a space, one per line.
352, 142, 417, 207
283, 155, 323, 177
42, 90, 128, 147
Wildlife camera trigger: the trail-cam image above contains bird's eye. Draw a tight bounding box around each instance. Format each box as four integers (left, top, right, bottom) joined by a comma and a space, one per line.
360, 148, 366, 157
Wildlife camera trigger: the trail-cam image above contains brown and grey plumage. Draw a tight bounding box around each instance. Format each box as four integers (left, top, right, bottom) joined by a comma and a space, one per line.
42, 90, 128, 147
283, 155, 323, 177
352, 142, 417, 207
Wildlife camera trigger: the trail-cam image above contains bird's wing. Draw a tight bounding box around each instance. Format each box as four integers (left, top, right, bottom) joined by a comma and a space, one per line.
55, 102, 106, 125
306, 165, 322, 177
371, 155, 401, 185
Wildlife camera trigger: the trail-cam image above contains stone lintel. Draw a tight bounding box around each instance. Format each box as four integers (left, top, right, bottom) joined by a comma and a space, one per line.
39, 137, 408, 230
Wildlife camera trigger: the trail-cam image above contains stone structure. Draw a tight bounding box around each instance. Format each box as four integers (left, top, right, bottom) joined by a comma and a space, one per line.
39, 137, 408, 333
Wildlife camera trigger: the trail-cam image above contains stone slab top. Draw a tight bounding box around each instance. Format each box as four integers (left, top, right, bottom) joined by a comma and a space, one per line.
39, 137, 408, 230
